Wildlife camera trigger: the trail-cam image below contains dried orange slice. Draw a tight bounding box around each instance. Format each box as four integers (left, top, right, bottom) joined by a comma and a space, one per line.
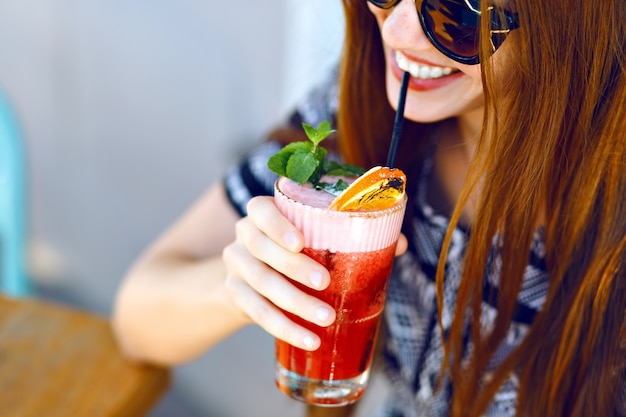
329, 166, 406, 211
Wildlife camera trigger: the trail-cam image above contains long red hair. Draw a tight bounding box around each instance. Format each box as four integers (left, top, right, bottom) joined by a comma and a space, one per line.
338, 1, 626, 416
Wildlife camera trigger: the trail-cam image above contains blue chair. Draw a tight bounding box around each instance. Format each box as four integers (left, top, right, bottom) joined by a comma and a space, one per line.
0, 92, 30, 297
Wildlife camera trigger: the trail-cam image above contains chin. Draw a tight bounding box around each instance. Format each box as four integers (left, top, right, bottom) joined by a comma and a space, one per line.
386, 88, 450, 123
385, 71, 442, 123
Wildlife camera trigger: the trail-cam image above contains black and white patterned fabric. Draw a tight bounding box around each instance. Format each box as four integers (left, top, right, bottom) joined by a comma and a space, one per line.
222, 70, 548, 417
378, 149, 547, 417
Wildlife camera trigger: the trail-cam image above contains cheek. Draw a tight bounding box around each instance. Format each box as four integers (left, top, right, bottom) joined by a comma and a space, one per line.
460, 64, 482, 83
455, 65, 485, 97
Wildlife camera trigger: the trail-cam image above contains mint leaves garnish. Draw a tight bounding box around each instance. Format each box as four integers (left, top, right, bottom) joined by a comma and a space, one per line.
268, 121, 364, 194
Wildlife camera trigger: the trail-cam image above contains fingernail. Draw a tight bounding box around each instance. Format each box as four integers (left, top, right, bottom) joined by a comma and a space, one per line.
284, 231, 299, 251
310, 271, 324, 289
316, 306, 331, 323
303, 335, 316, 349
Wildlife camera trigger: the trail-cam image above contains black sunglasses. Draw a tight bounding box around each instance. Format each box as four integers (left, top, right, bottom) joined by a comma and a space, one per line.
367, 0, 519, 65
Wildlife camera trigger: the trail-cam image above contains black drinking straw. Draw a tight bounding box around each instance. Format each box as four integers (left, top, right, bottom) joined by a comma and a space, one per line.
386, 71, 411, 168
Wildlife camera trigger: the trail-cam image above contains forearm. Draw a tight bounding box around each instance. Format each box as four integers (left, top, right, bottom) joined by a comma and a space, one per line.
112, 254, 250, 366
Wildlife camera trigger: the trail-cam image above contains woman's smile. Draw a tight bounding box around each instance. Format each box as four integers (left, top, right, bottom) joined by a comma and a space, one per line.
392, 50, 464, 92
369, 2, 485, 123
395, 50, 457, 80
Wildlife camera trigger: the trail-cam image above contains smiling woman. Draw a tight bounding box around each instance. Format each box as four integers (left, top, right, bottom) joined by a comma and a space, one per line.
113, 0, 626, 416
338, 1, 626, 416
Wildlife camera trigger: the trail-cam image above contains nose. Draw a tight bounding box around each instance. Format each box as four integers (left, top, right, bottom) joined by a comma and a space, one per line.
378, 0, 431, 53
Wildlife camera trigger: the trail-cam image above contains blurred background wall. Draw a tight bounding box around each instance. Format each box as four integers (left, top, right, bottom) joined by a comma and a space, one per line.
0, 0, 347, 415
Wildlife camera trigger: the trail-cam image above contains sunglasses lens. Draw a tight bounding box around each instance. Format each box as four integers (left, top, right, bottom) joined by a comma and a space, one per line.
421, 0, 480, 60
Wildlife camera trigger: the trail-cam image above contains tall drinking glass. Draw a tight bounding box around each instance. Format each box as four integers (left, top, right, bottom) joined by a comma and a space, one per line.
273, 176, 407, 406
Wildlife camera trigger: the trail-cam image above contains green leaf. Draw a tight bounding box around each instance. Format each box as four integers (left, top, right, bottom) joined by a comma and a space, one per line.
267, 152, 289, 176
266, 119, 364, 192
316, 179, 350, 196
286, 149, 320, 184
306, 146, 327, 185
302, 121, 336, 146
267, 142, 313, 178
325, 160, 365, 176
302, 123, 318, 143
281, 141, 313, 154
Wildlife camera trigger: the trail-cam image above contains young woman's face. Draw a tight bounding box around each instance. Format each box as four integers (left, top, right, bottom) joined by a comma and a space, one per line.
368, 0, 486, 124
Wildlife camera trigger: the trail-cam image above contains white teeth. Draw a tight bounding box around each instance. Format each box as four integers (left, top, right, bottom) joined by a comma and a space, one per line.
395, 51, 455, 80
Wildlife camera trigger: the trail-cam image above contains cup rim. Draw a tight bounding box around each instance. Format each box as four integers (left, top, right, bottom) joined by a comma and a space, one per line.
274, 177, 407, 218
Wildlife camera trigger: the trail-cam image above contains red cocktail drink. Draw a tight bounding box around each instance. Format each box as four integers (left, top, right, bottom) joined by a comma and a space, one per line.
277, 245, 395, 378
273, 176, 406, 406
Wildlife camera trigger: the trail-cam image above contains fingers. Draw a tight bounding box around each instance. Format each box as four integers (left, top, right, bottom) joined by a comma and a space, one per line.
222, 196, 336, 350
396, 233, 408, 256
224, 268, 324, 351
244, 197, 330, 290
247, 196, 303, 252
224, 240, 335, 323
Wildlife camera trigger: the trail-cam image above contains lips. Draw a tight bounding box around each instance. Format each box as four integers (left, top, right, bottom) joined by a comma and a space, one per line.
392, 50, 463, 91
395, 51, 456, 79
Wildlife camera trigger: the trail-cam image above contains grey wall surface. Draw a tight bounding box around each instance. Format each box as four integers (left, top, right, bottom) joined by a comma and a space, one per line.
0, 1, 352, 416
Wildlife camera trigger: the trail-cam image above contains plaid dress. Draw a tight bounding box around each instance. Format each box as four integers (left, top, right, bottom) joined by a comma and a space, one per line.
223, 69, 548, 417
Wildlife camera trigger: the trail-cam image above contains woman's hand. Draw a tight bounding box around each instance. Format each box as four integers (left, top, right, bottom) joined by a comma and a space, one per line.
222, 196, 336, 351
223, 195, 407, 352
